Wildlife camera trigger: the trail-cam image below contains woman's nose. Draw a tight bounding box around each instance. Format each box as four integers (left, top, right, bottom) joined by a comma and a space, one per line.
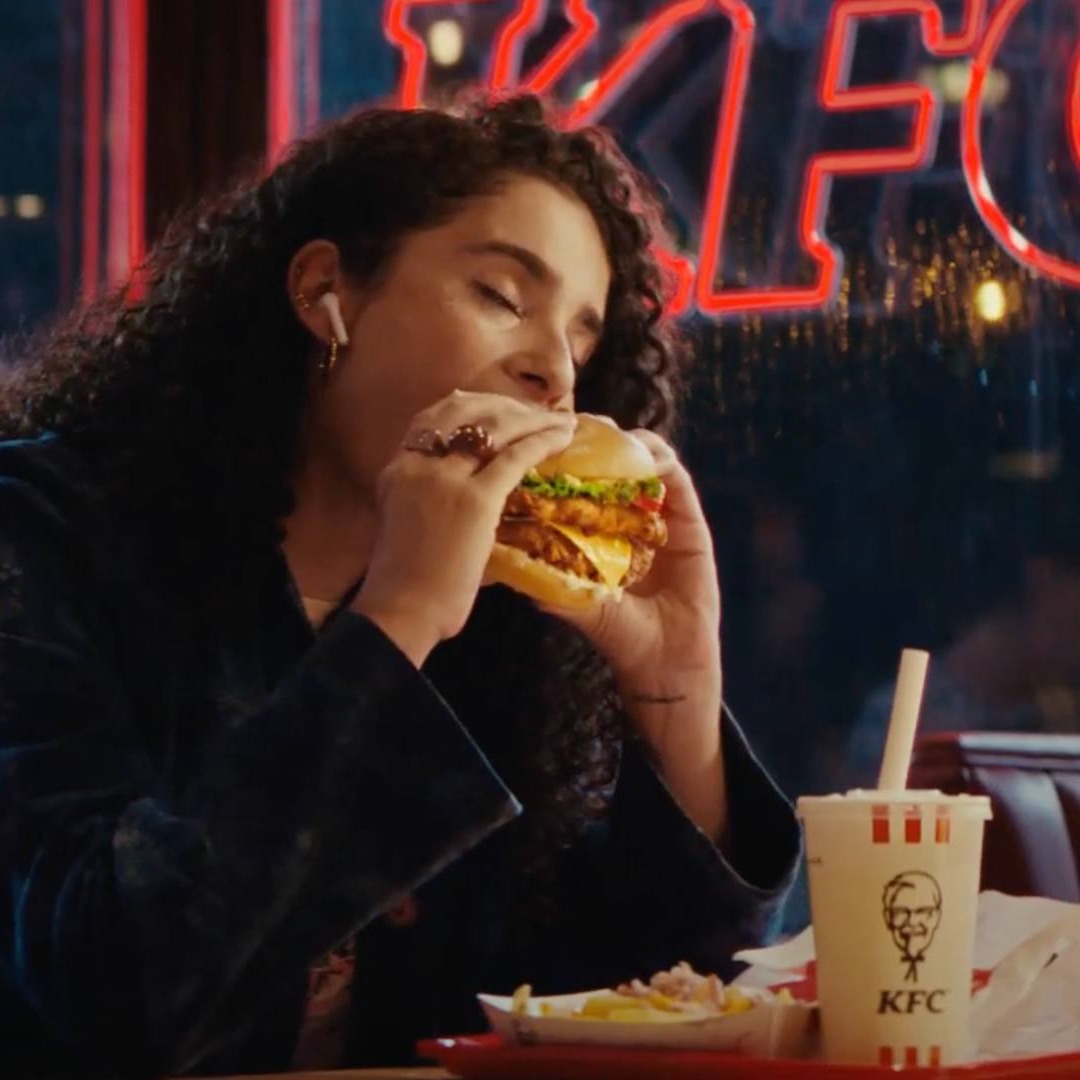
502, 340, 575, 408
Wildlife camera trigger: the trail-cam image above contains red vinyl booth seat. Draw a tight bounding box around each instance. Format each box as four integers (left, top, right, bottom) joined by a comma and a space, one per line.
908, 733, 1080, 903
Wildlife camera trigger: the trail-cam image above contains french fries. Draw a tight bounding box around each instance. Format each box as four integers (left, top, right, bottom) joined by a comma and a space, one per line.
574, 992, 689, 1023
511, 983, 532, 1016
506, 962, 790, 1024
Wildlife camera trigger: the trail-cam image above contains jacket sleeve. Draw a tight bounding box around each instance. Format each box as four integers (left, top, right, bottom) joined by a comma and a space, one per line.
0, 473, 519, 1074
549, 706, 802, 988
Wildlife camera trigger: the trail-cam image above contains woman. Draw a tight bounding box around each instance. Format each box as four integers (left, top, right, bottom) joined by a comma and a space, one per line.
0, 94, 798, 1076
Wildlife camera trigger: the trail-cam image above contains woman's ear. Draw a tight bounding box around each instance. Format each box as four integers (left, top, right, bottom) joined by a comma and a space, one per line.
288, 239, 351, 344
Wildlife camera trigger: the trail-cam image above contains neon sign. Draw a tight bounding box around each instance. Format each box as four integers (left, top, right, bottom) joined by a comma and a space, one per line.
695, 0, 984, 316
962, 0, 1080, 289
380, 0, 1079, 317
82, 0, 146, 296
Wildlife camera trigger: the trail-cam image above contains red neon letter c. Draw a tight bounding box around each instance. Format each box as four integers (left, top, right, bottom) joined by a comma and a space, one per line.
1070, 38, 1080, 173
962, 0, 1080, 288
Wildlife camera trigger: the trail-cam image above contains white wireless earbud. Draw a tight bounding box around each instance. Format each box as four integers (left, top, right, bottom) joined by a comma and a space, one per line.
318, 292, 350, 347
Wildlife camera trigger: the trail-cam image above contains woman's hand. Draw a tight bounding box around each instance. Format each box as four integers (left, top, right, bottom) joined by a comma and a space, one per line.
544, 429, 722, 702
539, 429, 727, 838
352, 391, 575, 666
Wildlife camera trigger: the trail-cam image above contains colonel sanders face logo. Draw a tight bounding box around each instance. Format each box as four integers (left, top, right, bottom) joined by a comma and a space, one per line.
882, 871, 942, 982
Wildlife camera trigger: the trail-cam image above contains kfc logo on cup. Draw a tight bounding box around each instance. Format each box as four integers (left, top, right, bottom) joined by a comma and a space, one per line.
883, 871, 943, 984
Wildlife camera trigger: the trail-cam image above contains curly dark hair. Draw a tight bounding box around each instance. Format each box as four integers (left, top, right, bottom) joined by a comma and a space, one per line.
0, 93, 690, 923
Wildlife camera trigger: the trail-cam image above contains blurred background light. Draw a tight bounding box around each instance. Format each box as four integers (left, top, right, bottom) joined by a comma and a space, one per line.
974, 280, 1007, 322
940, 60, 970, 104
919, 62, 1009, 108
428, 18, 464, 68
575, 77, 598, 101
13, 194, 45, 220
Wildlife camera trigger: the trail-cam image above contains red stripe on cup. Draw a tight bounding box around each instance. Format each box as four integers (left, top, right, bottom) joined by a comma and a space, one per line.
872, 805, 890, 844
936, 816, 951, 843
905, 1047, 919, 1067
905, 816, 922, 843
930, 1046, 942, 1066
879, 1047, 893, 1067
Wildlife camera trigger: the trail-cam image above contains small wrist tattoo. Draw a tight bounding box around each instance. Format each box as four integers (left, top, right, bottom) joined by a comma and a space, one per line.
629, 692, 689, 705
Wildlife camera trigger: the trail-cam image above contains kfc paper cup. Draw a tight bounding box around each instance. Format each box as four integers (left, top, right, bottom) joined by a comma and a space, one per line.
797, 791, 991, 1067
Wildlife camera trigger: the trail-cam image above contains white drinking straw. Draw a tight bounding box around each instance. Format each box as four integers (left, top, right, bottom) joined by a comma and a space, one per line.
876, 647, 930, 790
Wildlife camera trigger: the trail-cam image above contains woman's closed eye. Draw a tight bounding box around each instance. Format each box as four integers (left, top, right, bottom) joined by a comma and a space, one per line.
473, 278, 595, 372
473, 280, 523, 318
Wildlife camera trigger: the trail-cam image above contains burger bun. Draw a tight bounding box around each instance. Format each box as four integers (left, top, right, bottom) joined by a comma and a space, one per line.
534, 414, 656, 482
483, 542, 619, 610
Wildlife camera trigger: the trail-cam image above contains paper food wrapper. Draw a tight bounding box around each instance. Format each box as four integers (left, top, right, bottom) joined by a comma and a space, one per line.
478, 988, 817, 1058
733, 890, 1080, 1062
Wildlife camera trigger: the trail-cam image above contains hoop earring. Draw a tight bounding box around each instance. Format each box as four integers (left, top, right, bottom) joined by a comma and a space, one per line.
319, 335, 339, 379
296, 291, 338, 378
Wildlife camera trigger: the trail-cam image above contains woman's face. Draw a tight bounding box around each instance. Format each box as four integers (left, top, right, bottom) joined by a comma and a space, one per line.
309, 173, 612, 498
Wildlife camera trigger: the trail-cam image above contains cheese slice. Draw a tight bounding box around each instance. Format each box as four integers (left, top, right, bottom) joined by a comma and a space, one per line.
549, 524, 632, 590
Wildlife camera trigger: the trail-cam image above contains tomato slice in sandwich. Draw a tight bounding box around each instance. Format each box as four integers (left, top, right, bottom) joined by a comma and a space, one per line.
632, 482, 666, 515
